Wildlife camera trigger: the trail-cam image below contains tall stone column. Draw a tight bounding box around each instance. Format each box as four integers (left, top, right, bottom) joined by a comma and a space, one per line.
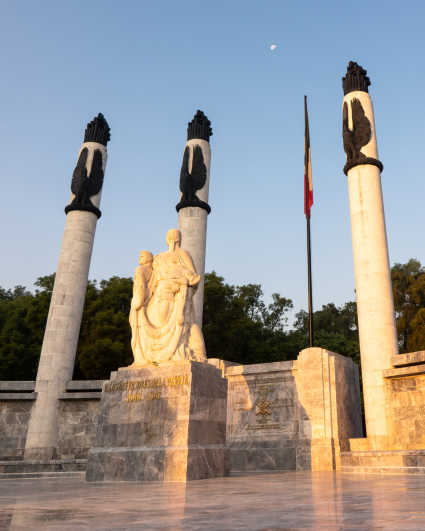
24, 114, 110, 460
342, 62, 398, 444
176, 110, 212, 328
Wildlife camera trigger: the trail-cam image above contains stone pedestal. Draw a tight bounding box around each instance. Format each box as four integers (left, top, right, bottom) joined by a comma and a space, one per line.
224, 349, 362, 472
86, 361, 230, 482
294, 348, 363, 470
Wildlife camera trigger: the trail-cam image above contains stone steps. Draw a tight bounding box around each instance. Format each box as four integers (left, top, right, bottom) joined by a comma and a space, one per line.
341, 466, 425, 475
0, 471, 85, 480
0, 459, 87, 475
341, 449, 425, 474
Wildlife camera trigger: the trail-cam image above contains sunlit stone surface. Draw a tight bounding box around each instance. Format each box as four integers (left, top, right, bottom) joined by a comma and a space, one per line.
226, 349, 362, 472
129, 229, 206, 366
342, 62, 398, 445
86, 361, 229, 482
2, 472, 425, 529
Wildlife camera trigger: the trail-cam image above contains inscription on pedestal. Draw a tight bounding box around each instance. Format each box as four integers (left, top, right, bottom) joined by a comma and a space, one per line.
125, 391, 161, 402
104, 374, 190, 403
105, 374, 190, 393
225, 363, 299, 472
227, 366, 299, 441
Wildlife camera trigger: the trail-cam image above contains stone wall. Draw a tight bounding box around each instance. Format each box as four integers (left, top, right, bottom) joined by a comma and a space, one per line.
294, 347, 363, 470
384, 351, 425, 450
0, 381, 102, 460
57, 400, 102, 459
56, 380, 103, 459
0, 382, 35, 459
226, 361, 299, 471
0, 349, 363, 470
0, 401, 33, 459
340, 351, 425, 473
225, 348, 363, 471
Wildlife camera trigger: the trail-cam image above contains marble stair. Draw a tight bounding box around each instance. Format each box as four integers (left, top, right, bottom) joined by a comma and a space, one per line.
0, 458, 87, 479
340, 449, 425, 474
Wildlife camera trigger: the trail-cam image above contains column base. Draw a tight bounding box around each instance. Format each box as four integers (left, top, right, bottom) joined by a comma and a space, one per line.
86, 445, 230, 482
24, 447, 57, 461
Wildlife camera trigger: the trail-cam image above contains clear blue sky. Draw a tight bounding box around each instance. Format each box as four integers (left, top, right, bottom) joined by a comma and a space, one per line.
1, 0, 424, 323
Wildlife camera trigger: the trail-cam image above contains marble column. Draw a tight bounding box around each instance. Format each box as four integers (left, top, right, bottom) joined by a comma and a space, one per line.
24, 114, 110, 460
176, 110, 212, 328
342, 62, 398, 444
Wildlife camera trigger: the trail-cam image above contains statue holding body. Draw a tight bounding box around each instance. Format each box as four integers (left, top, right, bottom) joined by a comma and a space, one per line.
129, 229, 207, 366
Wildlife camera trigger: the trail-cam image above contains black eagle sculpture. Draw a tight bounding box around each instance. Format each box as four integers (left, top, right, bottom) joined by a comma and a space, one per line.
342, 62, 383, 175
65, 148, 104, 218
343, 98, 371, 166
176, 145, 211, 213
65, 113, 110, 218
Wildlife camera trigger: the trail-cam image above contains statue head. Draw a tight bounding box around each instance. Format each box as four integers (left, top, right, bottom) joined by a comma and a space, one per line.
166, 229, 181, 251
139, 250, 153, 265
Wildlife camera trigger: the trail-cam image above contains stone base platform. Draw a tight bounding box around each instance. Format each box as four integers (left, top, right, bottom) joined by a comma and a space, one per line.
230, 445, 296, 471
341, 449, 425, 474
339, 351, 425, 475
0, 471, 85, 480
3, 471, 425, 529
86, 361, 230, 482
86, 445, 228, 482
0, 458, 87, 480
0, 458, 87, 475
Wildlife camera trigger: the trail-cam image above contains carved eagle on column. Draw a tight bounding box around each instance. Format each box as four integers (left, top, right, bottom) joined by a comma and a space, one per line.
343, 98, 371, 165
65, 148, 104, 218
176, 145, 211, 213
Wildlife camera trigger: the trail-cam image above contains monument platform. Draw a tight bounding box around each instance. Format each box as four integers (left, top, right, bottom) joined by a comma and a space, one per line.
341, 449, 425, 474
2, 471, 425, 529
86, 361, 230, 482
339, 351, 425, 474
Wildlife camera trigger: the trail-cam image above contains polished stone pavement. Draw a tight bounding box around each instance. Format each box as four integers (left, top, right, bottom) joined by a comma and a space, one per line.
1, 471, 425, 530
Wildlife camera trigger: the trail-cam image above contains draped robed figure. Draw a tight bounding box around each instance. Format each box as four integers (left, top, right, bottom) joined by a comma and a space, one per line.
129, 229, 206, 366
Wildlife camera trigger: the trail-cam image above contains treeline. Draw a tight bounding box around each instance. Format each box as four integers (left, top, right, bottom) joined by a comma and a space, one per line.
0, 260, 424, 380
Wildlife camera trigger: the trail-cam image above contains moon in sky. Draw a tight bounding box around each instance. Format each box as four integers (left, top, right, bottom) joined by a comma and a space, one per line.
270, 44, 277, 51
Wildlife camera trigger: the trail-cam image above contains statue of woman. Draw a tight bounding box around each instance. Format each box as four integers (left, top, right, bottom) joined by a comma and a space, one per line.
129, 250, 153, 366
128, 229, 206, 366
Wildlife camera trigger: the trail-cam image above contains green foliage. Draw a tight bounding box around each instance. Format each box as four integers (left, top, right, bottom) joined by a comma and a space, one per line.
74, 276, 133, 379
0, 274, 133, 380
293, 302, 360, 364
203, 272, 294, 364
0, 258, 424, 380
392, 259, 425, 352
0, 277, 52, 379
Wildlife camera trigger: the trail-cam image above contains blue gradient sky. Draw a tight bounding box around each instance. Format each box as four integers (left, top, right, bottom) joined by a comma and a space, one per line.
1, 0, 424, 321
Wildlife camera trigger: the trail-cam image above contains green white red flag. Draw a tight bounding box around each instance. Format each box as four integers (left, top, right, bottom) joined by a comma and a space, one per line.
304, 96, 313, 218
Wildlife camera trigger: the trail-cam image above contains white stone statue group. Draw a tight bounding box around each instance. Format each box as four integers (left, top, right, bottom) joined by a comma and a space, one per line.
129, 229, 206, 366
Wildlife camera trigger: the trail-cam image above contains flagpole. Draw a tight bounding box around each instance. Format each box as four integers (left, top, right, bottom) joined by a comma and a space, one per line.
306, 212, 314, 346
304, 95, 314, 346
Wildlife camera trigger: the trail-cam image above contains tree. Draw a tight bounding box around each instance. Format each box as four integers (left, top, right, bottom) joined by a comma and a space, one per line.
74, 277, 133, 379
392, 259, 425, 352
293, 302, 360, 363
0, 279, 51, 380
203, 272, 294, 364
1, 259, 424, 380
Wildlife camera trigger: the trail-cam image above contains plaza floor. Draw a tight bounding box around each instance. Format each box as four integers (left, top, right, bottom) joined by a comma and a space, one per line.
1, 471, 425, 530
